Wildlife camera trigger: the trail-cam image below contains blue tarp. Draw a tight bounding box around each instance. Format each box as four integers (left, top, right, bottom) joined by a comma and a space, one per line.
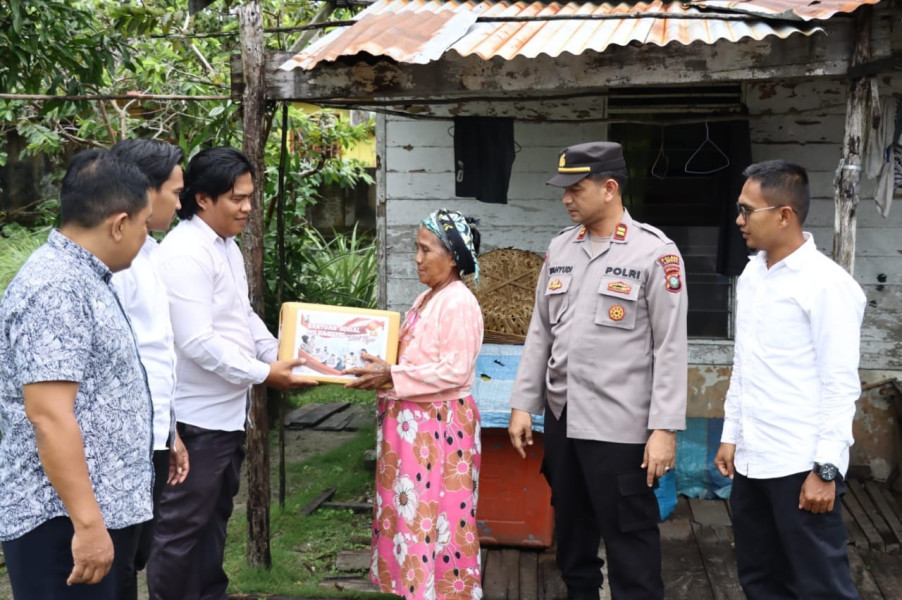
675, 417, 733, 500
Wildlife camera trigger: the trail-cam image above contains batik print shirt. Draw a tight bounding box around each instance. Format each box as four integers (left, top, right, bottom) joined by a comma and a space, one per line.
0, 230, 153, 541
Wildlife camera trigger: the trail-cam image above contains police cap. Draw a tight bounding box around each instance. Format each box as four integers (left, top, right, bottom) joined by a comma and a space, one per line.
547, 141, 626, 187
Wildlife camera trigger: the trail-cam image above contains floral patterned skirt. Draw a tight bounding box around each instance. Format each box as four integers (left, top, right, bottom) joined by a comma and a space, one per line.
371, 395, 483, 600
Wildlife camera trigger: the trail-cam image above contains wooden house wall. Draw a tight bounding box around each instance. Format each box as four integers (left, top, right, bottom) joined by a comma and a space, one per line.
378, 71, 902, 369
745, 74, 902, 378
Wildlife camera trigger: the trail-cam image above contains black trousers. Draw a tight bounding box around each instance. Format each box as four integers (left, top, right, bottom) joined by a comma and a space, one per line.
121, 448, 170, 600
543, 406, 663, 600
3, 516, 141, 600
146, 424, 245, 600
731, 471, 860, 600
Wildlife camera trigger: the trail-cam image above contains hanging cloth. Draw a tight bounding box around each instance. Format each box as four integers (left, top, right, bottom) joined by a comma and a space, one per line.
865, 95, 902, 218
453, 116, 516, 204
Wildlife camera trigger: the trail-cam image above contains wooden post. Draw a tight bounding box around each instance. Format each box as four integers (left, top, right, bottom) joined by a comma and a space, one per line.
833, 6, 874, 275
238, 0, 271, 569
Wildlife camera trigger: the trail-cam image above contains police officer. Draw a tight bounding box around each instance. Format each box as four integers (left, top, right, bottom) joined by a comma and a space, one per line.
508, 141, 688, 600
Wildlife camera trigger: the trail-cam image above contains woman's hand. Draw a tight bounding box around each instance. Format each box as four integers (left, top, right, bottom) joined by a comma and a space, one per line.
343, 352, 393, 390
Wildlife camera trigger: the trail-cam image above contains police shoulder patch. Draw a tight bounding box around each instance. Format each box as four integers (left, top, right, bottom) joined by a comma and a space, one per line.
659, 254, 682, 293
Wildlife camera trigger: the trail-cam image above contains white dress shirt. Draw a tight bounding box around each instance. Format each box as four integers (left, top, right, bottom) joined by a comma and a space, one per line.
112, 236, 176, 450
722, 233, 866, 478
156, 217, 278, 432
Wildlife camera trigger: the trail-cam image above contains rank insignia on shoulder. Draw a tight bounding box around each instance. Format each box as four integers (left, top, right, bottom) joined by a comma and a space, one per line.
609, 304, 626, 321
548, 278, 563, 291
607, 281, 632, 294
613, 223, 627, 241
576, 226, 587, 241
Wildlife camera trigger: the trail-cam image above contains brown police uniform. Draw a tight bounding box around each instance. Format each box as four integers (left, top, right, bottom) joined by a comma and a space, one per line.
510, 142, 688, 600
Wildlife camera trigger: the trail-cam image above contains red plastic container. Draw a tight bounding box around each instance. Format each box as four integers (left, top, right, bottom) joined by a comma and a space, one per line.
476, 429, 555, 548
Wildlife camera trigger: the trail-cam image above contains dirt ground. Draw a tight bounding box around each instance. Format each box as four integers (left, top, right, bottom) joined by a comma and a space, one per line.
0, 428, 355, 600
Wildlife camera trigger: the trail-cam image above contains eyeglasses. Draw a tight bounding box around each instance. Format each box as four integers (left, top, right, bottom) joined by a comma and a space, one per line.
736, 203, 780, 221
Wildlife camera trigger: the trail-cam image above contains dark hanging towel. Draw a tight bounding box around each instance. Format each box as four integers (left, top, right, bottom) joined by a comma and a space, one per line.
716, 120, 755, 276
453, 116, 516, 204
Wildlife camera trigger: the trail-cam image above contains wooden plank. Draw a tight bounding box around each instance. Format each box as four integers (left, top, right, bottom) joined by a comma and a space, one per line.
285, 402, 350, 429
859, 549, 902, 598
483, 549, 508, 600
335, 550, 371, 572
314, 404, 372, 431
321, 501, 372, 514
519, 551, 540, 600
689, 499, 733, 528
502, 549, 520, 600
847, 547, 886, 600
844, 484, 886, 552
843, 495, 870, 549
848, 480, 897, 553
690, 522, 744, 600
538, 551, 568, 600
300, 487, 337, 516
662, 521, 716, 600
866, 481, 902, 549
320, 576, 380, 593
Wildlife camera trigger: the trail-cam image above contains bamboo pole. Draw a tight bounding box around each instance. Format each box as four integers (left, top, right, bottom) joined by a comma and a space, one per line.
238, 0, 272, 569
833, 6, 874, 275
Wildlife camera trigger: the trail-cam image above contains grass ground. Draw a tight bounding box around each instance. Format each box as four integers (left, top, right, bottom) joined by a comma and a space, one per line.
224, 385, 390, 598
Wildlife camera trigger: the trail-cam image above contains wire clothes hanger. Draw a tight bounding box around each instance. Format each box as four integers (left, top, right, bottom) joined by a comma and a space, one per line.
651, 127, 669, 179
684, 120, 730, 175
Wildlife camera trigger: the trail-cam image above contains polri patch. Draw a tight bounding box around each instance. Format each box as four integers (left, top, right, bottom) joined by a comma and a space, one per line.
613, 223, 628, 241
609, 304, 626, 321
607, 281, 632, 294
548, 278, 563, 291
576, 226, 587, 241
658, 254, 680, 268
658, 254, 682, 293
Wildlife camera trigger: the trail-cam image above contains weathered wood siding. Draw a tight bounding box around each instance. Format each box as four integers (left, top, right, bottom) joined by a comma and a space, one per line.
380, 116, 595, 310
745, 75, 902, 373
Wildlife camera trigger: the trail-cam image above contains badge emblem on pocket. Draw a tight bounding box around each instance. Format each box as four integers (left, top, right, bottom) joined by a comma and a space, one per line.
609, 305, 625, 321
548, 278, 563, 291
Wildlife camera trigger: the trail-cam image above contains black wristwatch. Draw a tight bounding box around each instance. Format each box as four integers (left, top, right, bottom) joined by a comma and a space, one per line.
813, 462, 839, 482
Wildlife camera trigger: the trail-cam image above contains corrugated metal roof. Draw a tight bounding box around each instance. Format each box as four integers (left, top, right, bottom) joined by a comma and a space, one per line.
280, 0, 880, 71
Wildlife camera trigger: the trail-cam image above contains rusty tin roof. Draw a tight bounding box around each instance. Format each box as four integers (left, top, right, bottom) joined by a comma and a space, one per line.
279, 0, 881, 70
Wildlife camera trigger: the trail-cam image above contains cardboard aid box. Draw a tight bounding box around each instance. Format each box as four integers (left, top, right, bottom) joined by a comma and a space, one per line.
278, 302, 400, 384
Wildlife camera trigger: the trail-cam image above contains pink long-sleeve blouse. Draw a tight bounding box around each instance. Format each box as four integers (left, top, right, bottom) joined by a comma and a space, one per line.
380, 280, 483, 403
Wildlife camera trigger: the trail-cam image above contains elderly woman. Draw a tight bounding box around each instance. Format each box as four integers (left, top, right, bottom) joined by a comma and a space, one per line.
345, 209, 484, 600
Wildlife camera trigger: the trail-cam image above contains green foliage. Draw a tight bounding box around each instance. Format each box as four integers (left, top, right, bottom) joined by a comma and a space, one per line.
1, 0, 376, 321
0, 1, 134, 95
223, 425, 394, 598
0, 225, 50, 296
266, 223, 378, 319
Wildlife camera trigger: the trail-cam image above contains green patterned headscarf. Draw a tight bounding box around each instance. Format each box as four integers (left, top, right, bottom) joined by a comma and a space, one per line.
422, 209, 480, 285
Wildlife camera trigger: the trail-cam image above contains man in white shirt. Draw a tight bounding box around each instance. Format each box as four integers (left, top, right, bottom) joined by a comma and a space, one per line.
110, 139, 191, 600
147, 147, 316, 600
714, 160, 865, 600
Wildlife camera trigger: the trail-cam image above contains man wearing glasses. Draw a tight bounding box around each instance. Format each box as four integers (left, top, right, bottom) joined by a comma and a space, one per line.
714, 160, 865, 599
